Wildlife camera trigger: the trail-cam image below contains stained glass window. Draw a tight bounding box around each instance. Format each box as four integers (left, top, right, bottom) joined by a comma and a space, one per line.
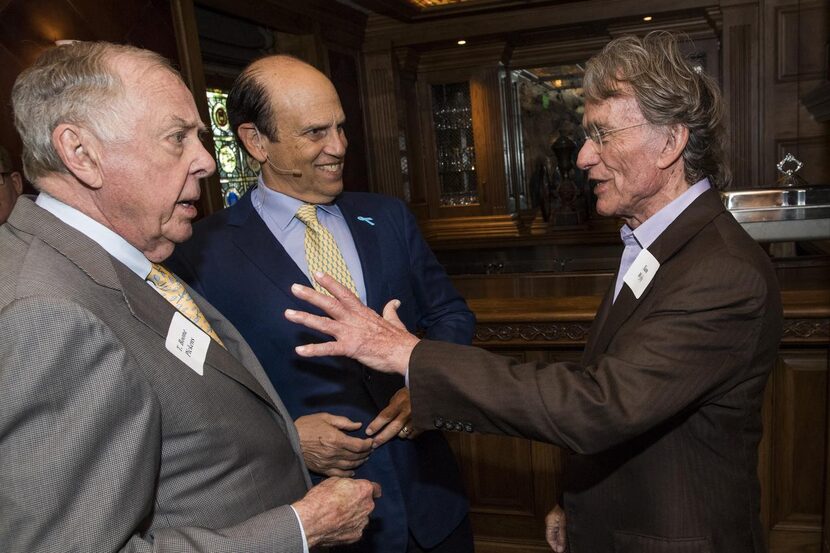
206, 89, 260, 206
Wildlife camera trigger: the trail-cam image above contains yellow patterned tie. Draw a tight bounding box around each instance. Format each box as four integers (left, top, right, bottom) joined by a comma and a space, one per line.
146, 263, 225, 347
295, 204, 358, 297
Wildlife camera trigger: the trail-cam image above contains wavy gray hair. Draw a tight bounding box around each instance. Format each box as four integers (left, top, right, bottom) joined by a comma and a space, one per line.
12, 41, 178, 183
583, 31, 730, 189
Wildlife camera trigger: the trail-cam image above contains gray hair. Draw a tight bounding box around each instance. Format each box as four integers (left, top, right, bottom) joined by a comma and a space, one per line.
583, 31, 730, 189
12, 41, 178, 182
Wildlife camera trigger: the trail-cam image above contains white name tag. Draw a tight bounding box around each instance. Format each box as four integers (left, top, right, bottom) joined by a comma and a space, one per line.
623, 249, 660, 299
165, 312, 210, 376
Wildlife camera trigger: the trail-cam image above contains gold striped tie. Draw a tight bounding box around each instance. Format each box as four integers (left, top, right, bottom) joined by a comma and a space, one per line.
146, 264, 225, 347
295, 204, 357, 297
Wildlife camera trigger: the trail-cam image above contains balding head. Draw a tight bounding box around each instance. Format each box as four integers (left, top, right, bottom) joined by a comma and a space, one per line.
228, 54, 347, 203
227, 55, 333, 143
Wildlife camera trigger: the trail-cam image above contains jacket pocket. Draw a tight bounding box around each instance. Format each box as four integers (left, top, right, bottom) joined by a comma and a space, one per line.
613, 531, 711, 553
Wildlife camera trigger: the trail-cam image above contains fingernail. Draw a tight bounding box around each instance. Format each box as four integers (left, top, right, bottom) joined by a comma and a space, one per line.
314, 271, 324, 278
291, 284, 301, 293
295, 345, 306, 354
286, 309, 296, 316
394, 300, 401, 308
365, 427, 374, 436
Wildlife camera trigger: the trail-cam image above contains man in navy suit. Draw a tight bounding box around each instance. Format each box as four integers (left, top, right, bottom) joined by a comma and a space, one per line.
167, 55, 474, 553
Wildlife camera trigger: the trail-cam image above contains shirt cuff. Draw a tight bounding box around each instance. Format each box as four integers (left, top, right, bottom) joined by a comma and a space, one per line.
289, 505, 310, 553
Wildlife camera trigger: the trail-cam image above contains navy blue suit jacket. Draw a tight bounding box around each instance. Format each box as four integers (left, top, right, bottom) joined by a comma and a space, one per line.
168, 189, 473, 551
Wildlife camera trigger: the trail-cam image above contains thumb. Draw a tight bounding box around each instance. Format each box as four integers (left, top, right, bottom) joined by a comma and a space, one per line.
382, 299, 406, 330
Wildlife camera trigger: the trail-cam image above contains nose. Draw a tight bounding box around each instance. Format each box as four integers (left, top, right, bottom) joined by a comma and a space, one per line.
326, 127, 348, 158
193, 141, 217, 178
576, 139, 599, 171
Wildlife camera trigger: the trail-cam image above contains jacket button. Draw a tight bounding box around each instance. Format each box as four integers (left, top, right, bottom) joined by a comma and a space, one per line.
444, 421, 455, 431
464, 423, 473, 432
434, 417, 444, 428
454, 422, 463, 432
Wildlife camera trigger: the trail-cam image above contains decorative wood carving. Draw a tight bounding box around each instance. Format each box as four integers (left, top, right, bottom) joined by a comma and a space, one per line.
475, 322, 593, 345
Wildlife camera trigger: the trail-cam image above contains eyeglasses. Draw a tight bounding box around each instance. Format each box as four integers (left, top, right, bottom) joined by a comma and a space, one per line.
578, 122, 649, 153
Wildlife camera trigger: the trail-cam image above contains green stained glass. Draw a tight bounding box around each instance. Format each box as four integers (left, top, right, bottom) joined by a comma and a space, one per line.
206, 89, 260, 207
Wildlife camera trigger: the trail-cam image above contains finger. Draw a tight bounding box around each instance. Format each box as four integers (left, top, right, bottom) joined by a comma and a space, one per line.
365, 408, 396, 437
335, 435, 374, 455
312, 272, 364, 306
371, 481, 382, 498
294, 340, 346, 359
381, 299, 406, 330
324, 414, 363, 432
284, 308, 340, 338
372, 418, 406, 447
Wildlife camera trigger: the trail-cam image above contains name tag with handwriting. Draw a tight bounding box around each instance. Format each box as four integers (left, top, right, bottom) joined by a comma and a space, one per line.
165, 312, 210, 375
623, 249, 660, 299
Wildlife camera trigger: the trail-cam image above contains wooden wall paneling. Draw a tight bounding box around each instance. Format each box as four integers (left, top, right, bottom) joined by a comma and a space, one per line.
452, 348, 574, 552
470, 66, 508, 214
395, 47, 432, 216
362, 47, 405, 198
721, 3, 762, 188
328, 45, 372, 194
0, 0, 180, 186
172, 0, 224, 216
768, 349, 828, 553
764, 0, 830, 187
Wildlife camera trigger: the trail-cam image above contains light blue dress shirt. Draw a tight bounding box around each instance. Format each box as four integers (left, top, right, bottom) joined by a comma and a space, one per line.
251, 180, 368, 305
613, 178, 711, 301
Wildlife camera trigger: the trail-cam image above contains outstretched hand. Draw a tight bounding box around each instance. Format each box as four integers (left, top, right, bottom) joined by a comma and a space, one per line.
285, 272, 420, 376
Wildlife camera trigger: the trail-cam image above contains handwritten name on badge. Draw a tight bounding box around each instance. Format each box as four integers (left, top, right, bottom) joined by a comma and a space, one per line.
165, 312, 210, 375
623, 248, 660, 299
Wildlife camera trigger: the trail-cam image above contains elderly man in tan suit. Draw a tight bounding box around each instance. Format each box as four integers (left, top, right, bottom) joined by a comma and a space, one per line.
0, 41, 380, 553
287, 31, 783, 553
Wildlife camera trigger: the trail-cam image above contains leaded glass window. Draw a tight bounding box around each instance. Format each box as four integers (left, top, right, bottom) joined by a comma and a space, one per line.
206, 89, 260, 206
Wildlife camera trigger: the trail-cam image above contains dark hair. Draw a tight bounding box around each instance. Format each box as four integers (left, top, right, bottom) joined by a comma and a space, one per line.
227, 64, 278, 142
583, 31, 730, 189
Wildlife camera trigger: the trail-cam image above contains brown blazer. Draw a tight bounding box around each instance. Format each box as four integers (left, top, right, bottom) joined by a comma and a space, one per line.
409, 189, 782, 553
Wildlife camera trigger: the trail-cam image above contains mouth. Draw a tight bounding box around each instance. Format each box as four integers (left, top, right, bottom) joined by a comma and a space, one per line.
175, 199, 199, 215
316, 162, 344, 175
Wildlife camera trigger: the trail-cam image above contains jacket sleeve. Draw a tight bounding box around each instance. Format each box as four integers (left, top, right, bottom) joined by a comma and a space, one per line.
0, 296, 304, 553
409, 254, 780, 454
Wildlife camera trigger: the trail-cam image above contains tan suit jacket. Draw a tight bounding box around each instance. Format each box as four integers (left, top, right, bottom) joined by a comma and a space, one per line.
409, 189, 782, 553
0, 197, 312, 552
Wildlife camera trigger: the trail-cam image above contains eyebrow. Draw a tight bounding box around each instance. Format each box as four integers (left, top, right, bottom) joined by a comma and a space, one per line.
167, 115, 208, 133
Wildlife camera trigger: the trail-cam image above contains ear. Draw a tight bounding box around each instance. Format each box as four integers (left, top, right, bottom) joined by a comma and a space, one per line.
237, 123, 268, 162
656, 124, 689, 170
52, 124, 104, 189
8, 172, 23, 196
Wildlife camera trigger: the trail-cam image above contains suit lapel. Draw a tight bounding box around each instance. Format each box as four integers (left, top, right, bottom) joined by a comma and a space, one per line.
113, 261, 280, 412
586, 189, 726, 360
228, 192, 313, 307
338, 196, 386, 311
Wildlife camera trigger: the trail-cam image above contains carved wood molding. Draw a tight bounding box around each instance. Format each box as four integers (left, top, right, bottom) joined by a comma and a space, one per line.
473, 318, 829, 346
474, 322, 593, 345
782, 318, 830, 343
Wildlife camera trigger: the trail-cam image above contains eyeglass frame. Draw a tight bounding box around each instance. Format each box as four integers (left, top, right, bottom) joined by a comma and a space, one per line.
579, 121, 650, 153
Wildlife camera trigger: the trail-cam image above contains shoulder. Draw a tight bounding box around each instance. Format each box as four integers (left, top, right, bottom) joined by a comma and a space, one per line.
339, 191, 407, 212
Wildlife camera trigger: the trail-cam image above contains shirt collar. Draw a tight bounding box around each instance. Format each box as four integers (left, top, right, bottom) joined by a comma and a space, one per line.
621, 178, 712, 249
251, 177, 344, 229
36, 191, 152, 279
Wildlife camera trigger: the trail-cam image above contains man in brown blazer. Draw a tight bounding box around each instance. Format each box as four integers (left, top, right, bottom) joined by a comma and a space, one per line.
286, 31, 783, 553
